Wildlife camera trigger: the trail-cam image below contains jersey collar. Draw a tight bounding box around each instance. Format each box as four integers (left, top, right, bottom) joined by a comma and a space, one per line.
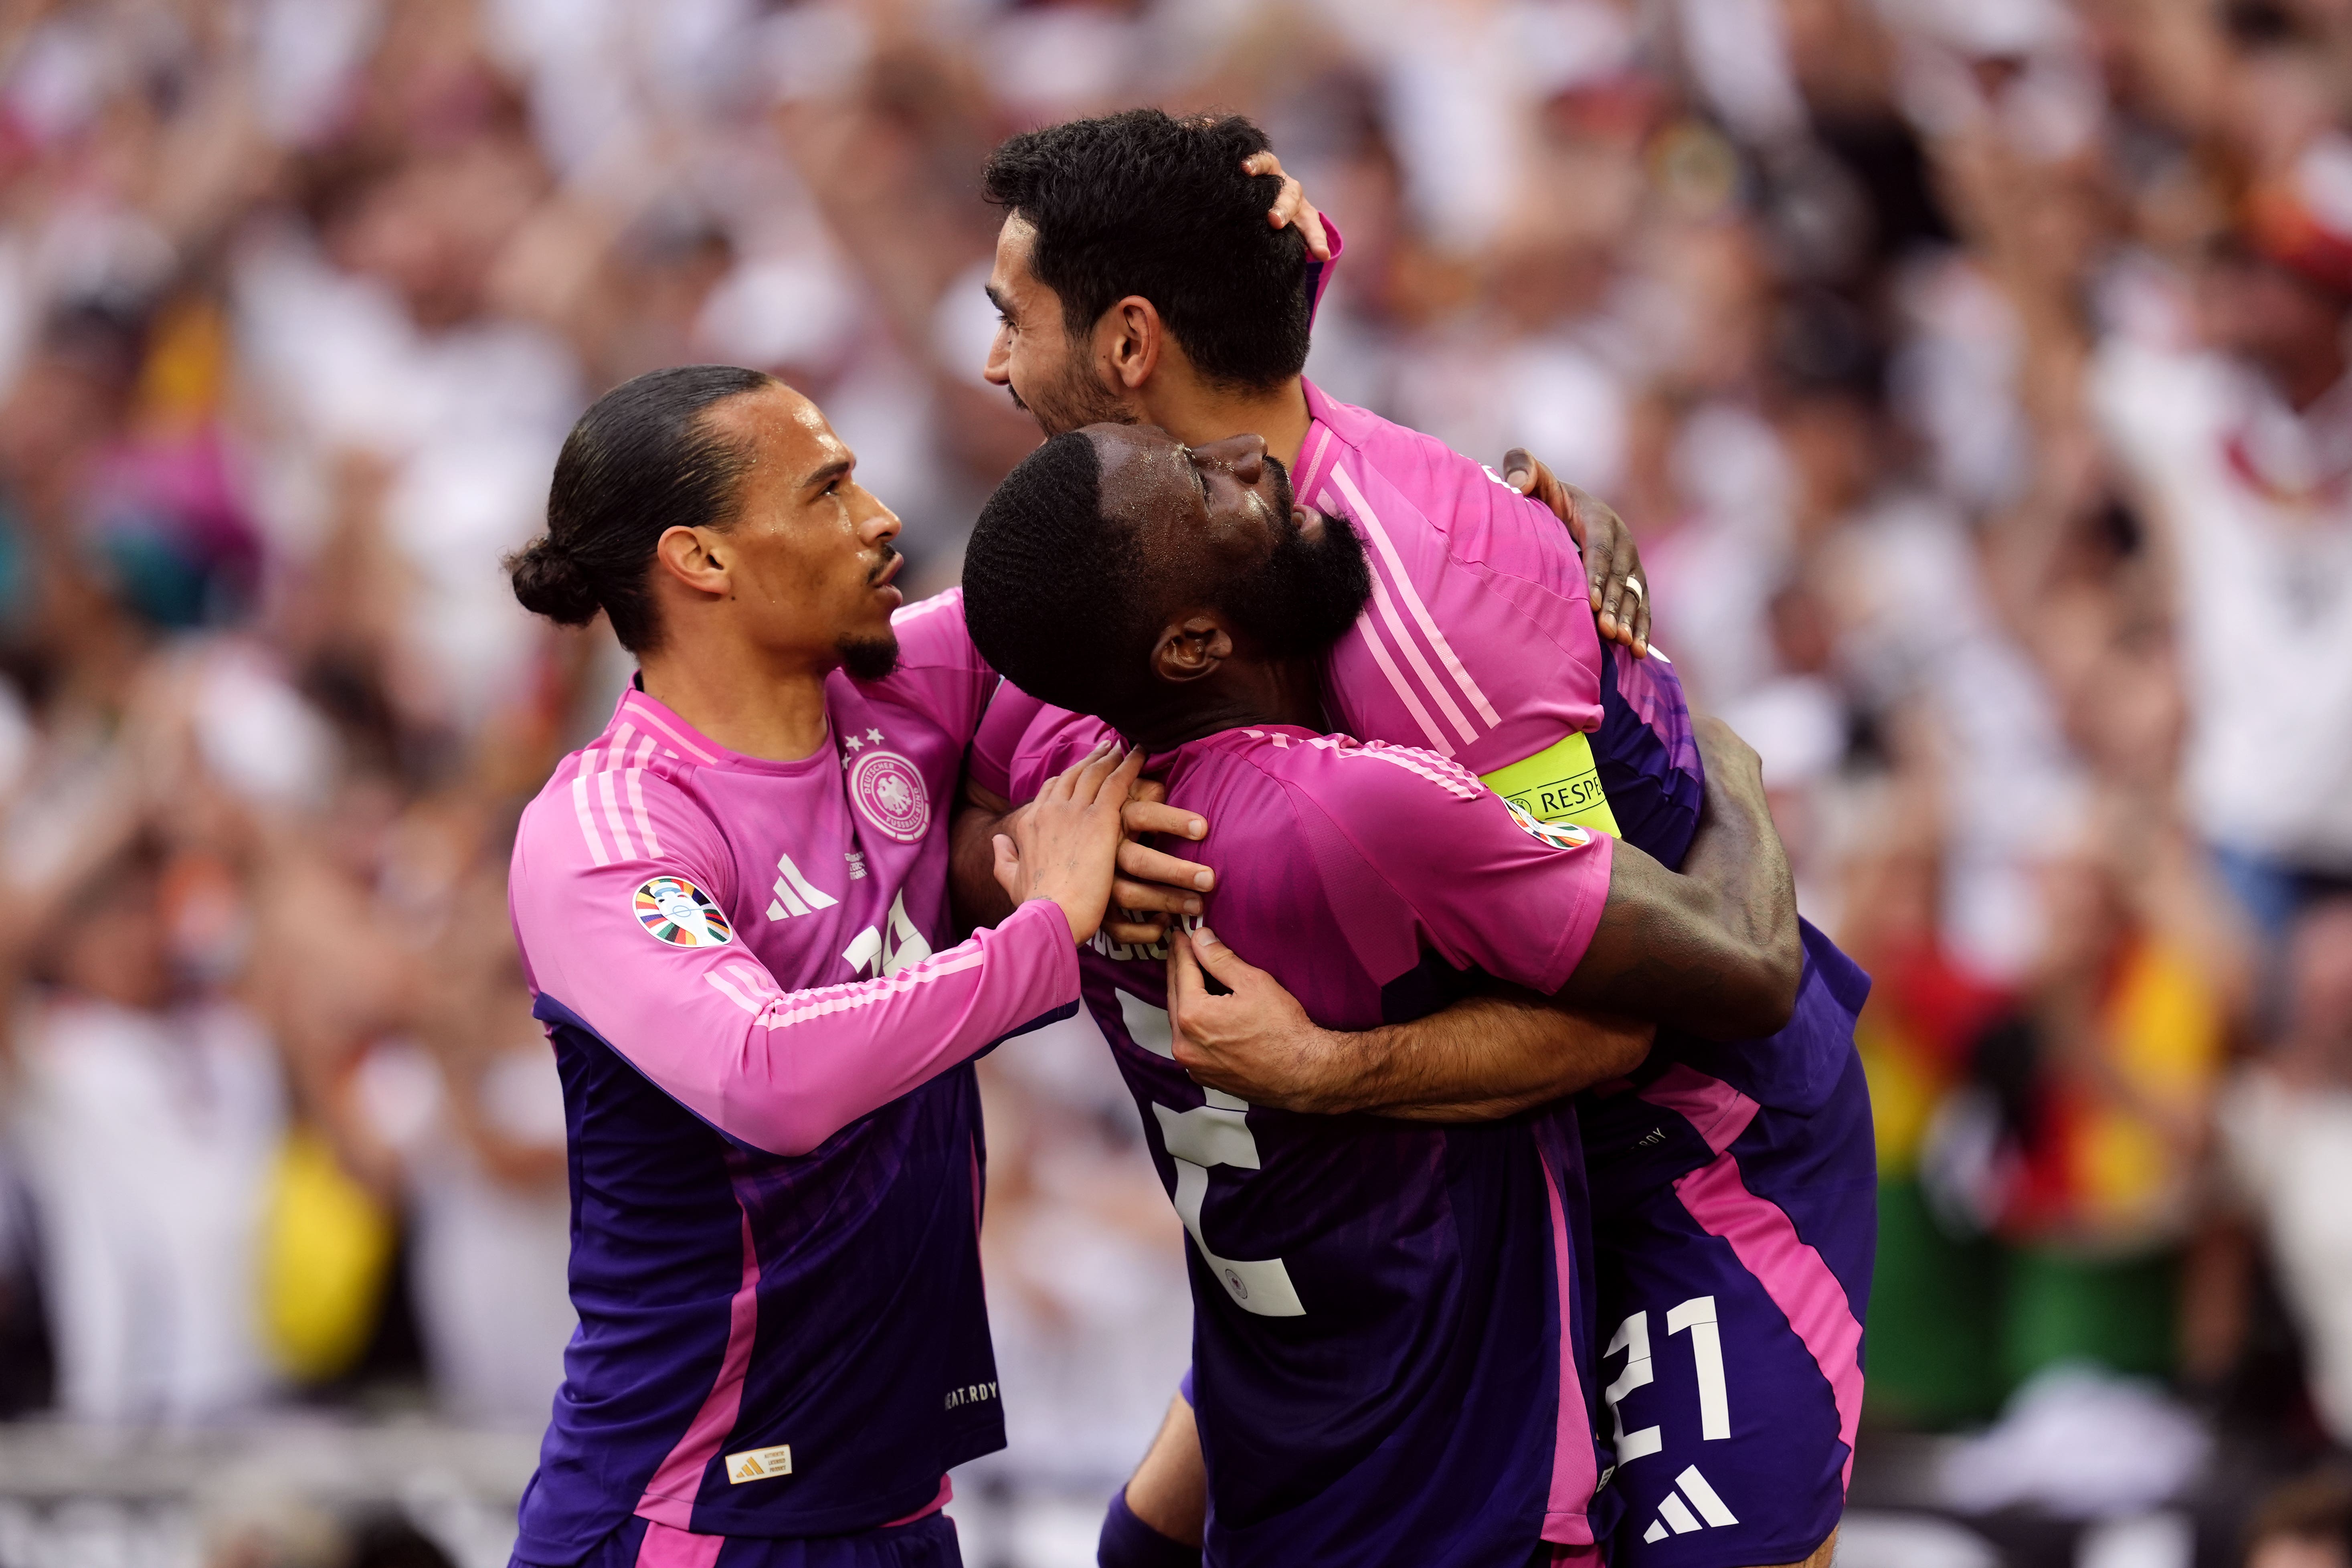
608, 685, 837, 776
1294, 378, 1370, 508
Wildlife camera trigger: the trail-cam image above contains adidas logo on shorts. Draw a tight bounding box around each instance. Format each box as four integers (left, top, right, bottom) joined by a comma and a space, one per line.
1641, 1465, 1738, 1543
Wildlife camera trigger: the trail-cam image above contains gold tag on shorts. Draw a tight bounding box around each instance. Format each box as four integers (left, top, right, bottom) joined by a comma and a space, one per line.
726, 1444, 793, 1483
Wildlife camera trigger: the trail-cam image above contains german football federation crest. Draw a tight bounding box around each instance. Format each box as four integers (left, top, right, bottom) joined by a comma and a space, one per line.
849, 749, 930, 843
633, 876, 734, 948
1505, 799, 1593, 852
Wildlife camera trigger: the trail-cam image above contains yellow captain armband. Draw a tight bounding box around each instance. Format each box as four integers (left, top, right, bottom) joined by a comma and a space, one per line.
1479, 730, 1622, 839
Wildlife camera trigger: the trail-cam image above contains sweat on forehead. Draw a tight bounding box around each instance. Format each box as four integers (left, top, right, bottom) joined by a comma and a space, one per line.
1087, 425, 1211, 523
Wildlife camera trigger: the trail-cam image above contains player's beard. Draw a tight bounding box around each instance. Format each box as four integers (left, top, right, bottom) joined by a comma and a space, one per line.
1009, 349, 1135, 436
840, 544, 904, 680
838, 633, 900, 681
1223, 456, 1372, 657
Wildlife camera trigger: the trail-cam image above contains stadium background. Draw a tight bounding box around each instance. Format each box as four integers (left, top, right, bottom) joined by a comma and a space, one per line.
0, 0, 2349, 1565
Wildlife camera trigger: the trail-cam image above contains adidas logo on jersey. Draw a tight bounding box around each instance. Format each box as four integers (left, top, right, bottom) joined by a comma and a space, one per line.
766, 851, 839, 920
725, 1444, 792, 1483
1640, 1466, 1738, 1543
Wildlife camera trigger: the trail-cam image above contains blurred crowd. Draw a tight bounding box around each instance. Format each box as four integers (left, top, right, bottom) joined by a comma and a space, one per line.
3, 0, 2352, 1558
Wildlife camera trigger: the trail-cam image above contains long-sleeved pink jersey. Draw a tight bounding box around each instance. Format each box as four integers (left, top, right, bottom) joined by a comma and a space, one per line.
504, 589, 1078, 1558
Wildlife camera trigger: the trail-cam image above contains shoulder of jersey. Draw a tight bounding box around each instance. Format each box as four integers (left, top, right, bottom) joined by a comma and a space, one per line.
882, 586, 983, 668
1313, 397, 1442, 479
890, 585, 966, 632
1313, 401, 1535, 523
522, 714, 712, 872
1306, 386, 1383, 447
1226, 728, 1485, 803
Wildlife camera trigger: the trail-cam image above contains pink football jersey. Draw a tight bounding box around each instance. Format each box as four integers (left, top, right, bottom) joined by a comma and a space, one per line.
504, 590, 1076, 1555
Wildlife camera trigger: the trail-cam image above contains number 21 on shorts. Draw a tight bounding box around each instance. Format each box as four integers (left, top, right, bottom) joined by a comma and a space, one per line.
1605, 1295, 1729, 1462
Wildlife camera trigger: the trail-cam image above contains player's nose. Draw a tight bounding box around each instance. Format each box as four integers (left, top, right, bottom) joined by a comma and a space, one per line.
855, 487, 902, 547
1193, 433, 1266, 484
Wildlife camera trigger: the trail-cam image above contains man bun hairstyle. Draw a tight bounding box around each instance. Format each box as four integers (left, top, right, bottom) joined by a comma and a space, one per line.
983, 109, 1311, 391
509, 364, 775, 651
508, 537, 601, 625
962, 433, 1157, 725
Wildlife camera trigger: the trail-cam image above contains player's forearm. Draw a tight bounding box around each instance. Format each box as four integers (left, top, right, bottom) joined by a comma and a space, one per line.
1273, 993, 1652, 1122
609, 899, 1080, 1157
1359, 997, 1654, 1121
1675, 734, 1801, 1030
1553, 737, 1799, 1041
949, 787, 1021, 933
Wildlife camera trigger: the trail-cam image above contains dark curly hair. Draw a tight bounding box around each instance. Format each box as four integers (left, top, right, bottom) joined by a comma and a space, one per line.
983, 109, 1311, 392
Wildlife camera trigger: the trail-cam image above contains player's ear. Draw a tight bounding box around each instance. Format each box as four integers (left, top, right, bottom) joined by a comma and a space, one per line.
1152, 615, 1232, 684
655, 524, 731, 598
1102, 295, 1162, 392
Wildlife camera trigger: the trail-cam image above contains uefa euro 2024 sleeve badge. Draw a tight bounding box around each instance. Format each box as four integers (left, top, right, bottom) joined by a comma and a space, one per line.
634, 875, 735, 948
1503, 798, 1593, 852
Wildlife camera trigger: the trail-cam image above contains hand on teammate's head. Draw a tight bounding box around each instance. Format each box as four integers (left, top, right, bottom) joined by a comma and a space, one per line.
1243, 150, 1331, 263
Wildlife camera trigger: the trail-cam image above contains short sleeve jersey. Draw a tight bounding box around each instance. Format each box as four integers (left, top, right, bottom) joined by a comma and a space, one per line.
1289, 379, 1616, 773
969, 382, 1871, 1113
1012, 724, 1620, 1565
505, 591, 1080, 1559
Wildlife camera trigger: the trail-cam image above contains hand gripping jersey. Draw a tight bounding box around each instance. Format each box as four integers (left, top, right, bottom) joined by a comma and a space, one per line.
1012, 724, 1619, 1567
505, 592, 1079, 1563
971, 386, 1874, 1565
974, 379, 1847, 1116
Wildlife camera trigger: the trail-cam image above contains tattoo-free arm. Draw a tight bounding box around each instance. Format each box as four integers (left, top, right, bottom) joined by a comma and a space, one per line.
1165, 719, 1797, 1116
1364, 993, 1653, 1119
1168, 931, 1652, 1119
1551, 718, 1800, 1040
953, 776, 1217, 945
950, 779, 1021, 936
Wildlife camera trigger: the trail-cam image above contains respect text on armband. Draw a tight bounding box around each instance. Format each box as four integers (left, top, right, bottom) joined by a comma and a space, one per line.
1507, 769, 1608, 823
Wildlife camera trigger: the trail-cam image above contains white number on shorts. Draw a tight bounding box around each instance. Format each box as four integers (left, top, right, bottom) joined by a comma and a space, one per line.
1604, 1311, 1664, 1462
1606, 1295, 1731, 1461
1667, 1295, 1731, 1440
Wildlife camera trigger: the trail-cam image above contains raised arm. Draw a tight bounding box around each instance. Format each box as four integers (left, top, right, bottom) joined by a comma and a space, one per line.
1500, 447, 1652, 657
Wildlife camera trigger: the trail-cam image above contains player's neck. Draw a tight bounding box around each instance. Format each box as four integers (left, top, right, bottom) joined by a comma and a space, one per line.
637, 632, 834, 763
1138, 375, 1311, 472
1125, 656, 1325, 753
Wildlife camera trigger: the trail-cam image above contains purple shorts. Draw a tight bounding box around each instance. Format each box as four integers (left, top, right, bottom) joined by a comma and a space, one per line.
1577, 1045, 1876, 1568
546, 1513, 961, 1568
